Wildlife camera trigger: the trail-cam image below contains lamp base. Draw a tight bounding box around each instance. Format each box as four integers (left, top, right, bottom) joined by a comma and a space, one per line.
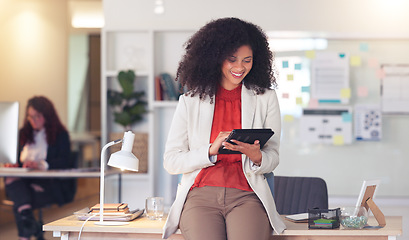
94, 221, 130, 226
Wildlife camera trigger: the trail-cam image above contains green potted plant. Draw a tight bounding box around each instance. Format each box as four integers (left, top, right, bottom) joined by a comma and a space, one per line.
107, 69, 148, 130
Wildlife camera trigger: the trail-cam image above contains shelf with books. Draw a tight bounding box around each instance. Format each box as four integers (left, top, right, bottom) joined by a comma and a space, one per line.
102, 29, 194, 209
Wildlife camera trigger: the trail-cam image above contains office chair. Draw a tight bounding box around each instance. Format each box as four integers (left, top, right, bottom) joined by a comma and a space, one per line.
266, 174, 329, 215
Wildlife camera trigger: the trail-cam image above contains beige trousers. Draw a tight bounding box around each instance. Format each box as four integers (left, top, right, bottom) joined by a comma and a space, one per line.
179, 186, 272, 240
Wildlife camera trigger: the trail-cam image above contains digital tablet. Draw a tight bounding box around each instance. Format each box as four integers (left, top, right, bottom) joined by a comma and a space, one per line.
218, 129, 274, 154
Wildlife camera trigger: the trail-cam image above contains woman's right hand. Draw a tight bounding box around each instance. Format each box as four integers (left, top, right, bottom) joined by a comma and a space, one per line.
209, 131, 231, 156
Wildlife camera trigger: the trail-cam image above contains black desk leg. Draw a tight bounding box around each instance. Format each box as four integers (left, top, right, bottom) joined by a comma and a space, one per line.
118, 173, 122, 203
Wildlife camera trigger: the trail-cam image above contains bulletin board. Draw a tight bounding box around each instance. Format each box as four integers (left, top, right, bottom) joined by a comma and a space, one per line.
272, 38, 409, 197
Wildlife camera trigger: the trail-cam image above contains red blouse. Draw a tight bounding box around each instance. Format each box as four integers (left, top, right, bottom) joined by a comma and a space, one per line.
191, 84, 253, 192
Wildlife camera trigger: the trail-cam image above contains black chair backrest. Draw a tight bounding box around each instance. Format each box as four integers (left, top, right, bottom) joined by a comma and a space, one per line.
274, 176, 328, 215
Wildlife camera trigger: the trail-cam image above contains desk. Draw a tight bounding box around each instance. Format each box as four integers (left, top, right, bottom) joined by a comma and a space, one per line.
0, 168, 123, 202
44, 215, 402, 240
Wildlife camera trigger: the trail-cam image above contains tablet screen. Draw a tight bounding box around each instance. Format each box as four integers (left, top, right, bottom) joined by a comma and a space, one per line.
218, 128, 274, 154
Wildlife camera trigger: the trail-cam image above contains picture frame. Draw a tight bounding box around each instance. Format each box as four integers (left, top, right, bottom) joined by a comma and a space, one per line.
355, 179, 381, 209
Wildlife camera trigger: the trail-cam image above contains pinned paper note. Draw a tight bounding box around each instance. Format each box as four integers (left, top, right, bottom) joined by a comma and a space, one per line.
357, 86, 368, 97
340, 88, 351, 99
376, 68, 386, 79
311, 52, 349, 104
350, 56, 362, 66
296, 97, 303, 105
333, 135, 344, 146
342, 112, 352, 122
301, 86, 310, 93
305, 50, 316, 59
282, 61, 289, 68
299, 107, 352, 145
287, 74, 294, 81
308, 98, 319, 108
283, 115, 294, 122
282, 93, 289, 99
355, 104, 382, 141
368, 57, 379, 68
294, 63, 302, 70
359, 42, 369, 52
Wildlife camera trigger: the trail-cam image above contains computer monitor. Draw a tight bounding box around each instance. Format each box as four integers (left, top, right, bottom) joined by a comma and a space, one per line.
0, 101, 19, 164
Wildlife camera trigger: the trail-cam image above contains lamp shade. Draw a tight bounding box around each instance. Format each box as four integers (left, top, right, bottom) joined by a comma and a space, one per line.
107, 131, 139, 172
108, 150, 139, 171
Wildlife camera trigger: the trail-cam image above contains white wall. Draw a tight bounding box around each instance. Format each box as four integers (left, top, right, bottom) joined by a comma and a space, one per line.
0, 0, 69, 127
103, 1, 408, 238
68, 34, 89, 132
104, 0, 409, 38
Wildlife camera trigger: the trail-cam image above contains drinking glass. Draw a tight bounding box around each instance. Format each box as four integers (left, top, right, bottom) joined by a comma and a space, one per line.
145, 197, 164, 220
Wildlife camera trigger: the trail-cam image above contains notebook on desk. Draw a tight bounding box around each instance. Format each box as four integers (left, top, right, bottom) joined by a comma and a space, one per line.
285, 213, 309, 223
74, 208, 144, 221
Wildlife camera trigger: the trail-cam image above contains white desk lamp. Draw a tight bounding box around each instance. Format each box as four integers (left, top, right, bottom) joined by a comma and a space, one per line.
95, 131, 139, 226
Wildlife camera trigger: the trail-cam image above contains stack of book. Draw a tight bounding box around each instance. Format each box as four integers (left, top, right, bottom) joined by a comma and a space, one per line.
89, 203, 130, 214
74, 205, 144, 221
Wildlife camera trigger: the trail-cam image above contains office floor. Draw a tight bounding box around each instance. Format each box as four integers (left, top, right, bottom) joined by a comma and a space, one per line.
0, 194, 99, 240
0, 176, 100, 240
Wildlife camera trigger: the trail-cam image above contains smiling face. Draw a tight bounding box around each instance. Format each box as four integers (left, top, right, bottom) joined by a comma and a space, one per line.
27, 106, 45, 131
220, 45, 253, 90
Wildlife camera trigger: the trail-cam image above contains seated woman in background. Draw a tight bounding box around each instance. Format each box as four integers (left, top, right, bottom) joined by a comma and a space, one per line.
4, 96, 76, 240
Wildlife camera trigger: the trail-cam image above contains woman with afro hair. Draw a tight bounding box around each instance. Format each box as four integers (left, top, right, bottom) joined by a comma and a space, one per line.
163, 17, 286, 240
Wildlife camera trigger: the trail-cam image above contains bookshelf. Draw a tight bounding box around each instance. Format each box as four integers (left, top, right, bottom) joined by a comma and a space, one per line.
101, 29, 193, 208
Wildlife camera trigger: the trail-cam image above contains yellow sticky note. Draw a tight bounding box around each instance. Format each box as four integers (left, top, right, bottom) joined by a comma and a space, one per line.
287, 74, 294, 81
340, 88, 351, 99
283, 115, 294, 122
333, 135, 344, 146
305, 50, 316, 59
296, 97, 303, 105
350, 56, 361, 66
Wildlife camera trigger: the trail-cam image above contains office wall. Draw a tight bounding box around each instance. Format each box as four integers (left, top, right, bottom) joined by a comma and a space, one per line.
104, 0, 409, 197
274, 39, 409, 197
104, 0, 409, 38
0, 0, 68, 127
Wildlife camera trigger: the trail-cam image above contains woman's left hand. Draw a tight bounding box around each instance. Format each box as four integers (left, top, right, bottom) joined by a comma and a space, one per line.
223, 139, 262, 165
22, 161, 40, 169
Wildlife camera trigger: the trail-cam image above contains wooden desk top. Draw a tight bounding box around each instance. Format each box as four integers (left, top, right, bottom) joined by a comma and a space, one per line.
43, 215, 402, 237
0, 168, 121, 178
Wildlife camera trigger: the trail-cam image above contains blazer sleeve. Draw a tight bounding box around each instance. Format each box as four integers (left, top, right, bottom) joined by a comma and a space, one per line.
163, 95, 215, 175
46, 130, 72, 170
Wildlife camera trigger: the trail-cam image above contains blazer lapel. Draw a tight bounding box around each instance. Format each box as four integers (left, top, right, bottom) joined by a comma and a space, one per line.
242, 86, 256, 129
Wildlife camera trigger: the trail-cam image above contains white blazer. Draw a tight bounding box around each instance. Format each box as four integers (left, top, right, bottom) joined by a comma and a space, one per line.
162, 86, 286, 239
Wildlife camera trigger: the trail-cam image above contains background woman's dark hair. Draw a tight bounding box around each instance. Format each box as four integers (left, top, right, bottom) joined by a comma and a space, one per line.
176, 17, 276, 101
19, 96, 67, 146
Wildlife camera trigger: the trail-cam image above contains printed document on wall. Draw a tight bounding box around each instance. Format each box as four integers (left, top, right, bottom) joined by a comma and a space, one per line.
381, 65, 409, 114
299, 107, 352, 145
311, 52, 349, 103
354, 104, 382, 141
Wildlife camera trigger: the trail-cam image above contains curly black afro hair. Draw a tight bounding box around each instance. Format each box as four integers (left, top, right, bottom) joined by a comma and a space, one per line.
176, 17, 276, 101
